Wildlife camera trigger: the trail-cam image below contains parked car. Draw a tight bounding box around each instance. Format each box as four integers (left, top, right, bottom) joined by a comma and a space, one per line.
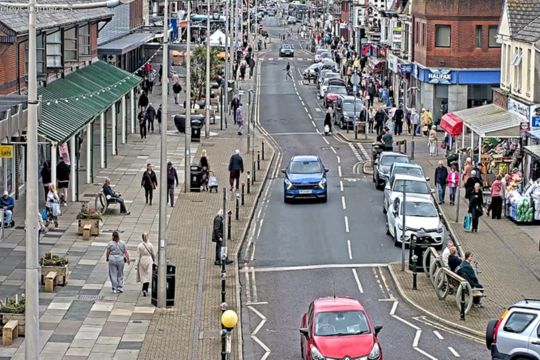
373, 152, 409, 189
279, 43, 294, 57
486, 299, 540, 360
383, 174, 433, 214
287, 15, 297, 24
303, 63, 322, 80
388, 163, 428, 182
319, 75, 342, 98
386, 195, 444, 247
323, 85, 347, 108
282, 155, 328, 203
314, 49, 331, 63
300, 297, 383, 360
334, 95, 364, 129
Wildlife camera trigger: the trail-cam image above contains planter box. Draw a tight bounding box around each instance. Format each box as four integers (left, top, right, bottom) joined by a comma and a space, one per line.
0, 313, 25, 336
77, 219, 101, 236
41, 264, 69, 286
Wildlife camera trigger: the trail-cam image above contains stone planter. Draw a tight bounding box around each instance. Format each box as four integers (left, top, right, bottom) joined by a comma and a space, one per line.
78, 219, 101, 236
0, 313, 25, 336
40, 264, 69, 286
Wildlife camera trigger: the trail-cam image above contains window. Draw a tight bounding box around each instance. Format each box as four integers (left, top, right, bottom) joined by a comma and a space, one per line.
505, 44, 511, 84
503, 312, 537, 334
421, 23, 425, 46
79, 25, 90, 56
475, 25, 482, 48
415, 22, 419, 44
527, 49, 532, 94
46, 31, 62, 68
488, 25, 501, 48
64, 27, 77, 62
435, 25, 451, 48
25, 33, 45, 76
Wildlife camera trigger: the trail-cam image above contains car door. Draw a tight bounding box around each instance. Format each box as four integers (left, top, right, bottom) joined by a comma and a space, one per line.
384, 177, 393, 211
301, 303, 314, 358
528, 319, 540, 358
387, 197, 400, 235
497, 310, 538, 356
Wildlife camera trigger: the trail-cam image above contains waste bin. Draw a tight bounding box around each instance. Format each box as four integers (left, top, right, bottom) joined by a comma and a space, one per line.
190, 165, 202, 192
372, 142, 383, 167
173, 114, 205, 141
408, 232, 437, 272
151, 261, 176, 307
191, 118, 203, 142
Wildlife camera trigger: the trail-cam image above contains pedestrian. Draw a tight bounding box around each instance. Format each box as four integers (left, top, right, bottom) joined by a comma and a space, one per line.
428, 125, 437, 156
138, 110, 147, 139
167, 161, 179, 206
447, 164, 459, 205
239, 59, 247, 80
41, 161, 51, 201
56, 156, 70, 206
45, 184, 60, 228
448, 246, 462, 272
138, 91, 149, 112
324, 107, 332, 134
141, 76, 149, 94
228, 149, 244, 191
249, 57, 255, 79
141, 163, 158, 205
420, 108, 432, 136
144, 62, 151, 75
374, 107, 387, 135
393, 106, 404, 135
434, 160, 448, 204
465, 170, 481, 199
200, 149, 210, 191
0, 191, 15, 227
487, 175, 503, 219
103, 178, 130, 215
212, 209, 224, 265
285, 61, 292, 80
468, 183, 484, 233
147, 70, 156, 93
410, 108, 419, 135
236, 103, 244, 135
230, 95, 240, 124
381, 127, 393, 151
136, 232, 155, 297
106, 231, 130, 294
462, 157, 473, 186
158, 64, 163, 84
457, 252, 483, 307
156, 104, 162, 133
367, 83, 376, 107
172, 73, 182, 104
146, 103, 156, 133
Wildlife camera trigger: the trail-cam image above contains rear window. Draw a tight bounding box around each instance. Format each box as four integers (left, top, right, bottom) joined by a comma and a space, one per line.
395, 167, 423, 177
381, 155, 409, 165
503, 312, 537, 334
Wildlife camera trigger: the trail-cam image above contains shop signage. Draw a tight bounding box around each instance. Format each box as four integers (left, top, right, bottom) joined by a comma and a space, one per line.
427, 69, 452, 84
531, 104, 540, 128
399, 63, 413, 75
508, 97, 529, 120
521, 121, 530, 138
0, 145, 12, 159
387, 53, 398, 73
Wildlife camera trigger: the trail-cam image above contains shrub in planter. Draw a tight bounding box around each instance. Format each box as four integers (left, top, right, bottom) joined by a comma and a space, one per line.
0, 295, 26, 335
39, 252, 68, 267
40, 252, 69, 286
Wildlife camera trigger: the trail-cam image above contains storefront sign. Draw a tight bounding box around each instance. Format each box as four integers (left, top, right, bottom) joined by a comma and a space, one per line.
427, 69, 452, 84
530, 104, 540, 129
508, 97, 529, 120
0, 145, 13, 159
387, 53, 398, 73
399, 63, 413, 75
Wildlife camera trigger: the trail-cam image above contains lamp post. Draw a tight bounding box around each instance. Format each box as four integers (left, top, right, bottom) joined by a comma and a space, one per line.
401, 181, 407, 272
184, 0, 192, 193
224, 0, 230, 127
205, 0, 211, 138
221, 310, 238, 360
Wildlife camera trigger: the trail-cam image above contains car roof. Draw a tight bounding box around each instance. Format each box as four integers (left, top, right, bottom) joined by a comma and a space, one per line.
391, 162, 422, 169
281, 44, 292, 48
340, 95, 361, 102
380, 151, 408, 158
510, 300, 540, 311
392, 174, 428, 181
314, 297, 364, 312
291, 155, 319, 162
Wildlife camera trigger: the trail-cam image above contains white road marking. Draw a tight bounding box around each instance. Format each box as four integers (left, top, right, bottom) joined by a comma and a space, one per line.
315, 108, 321, 112
448, 347, 460, 357
301, 100, 305, 106
316, 129, 321, 134
307, 113, 312, 120
340, 181, 344, 192
304, 106, 309, 113
251, 269, 258, 303
248, 306, 271, 360
244, 263, 390, 273
322, 137, 329, 144
311, 121, 316, 127
336, 155, 341, 164
352, 268, 364, 293
245, 271, 252, 303
330, 146, 337, 154
347, 240, 352, 260
268, 57, 274, 60
338, 165, 342, 177
341, 196, 346, 210
344, 215, 349, 233
433, 330, 444, 340
268, 131, 319, 136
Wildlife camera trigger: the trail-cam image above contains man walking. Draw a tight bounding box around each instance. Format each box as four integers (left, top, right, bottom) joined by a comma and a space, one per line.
285, 62, 292, 80
228, 149, 244, 191
230, 95, 240, 124
57, 155, 70, 205
393, 106, 404, 135
141, 163, 158, 205
167, 161, 179, 207
434, 160, 448, 204
410, 108, 420, 135
212, 209, 233, 266
146, 103, 156, 133
138, 110, 147, 139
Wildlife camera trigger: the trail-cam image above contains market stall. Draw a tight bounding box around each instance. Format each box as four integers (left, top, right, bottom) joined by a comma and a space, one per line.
505, 174, 540, 223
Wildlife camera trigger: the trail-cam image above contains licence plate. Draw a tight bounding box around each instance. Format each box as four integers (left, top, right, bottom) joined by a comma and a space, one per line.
299, 190, 312, 194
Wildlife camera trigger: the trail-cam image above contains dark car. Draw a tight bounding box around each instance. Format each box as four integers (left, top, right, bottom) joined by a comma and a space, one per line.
279, 44, 294, 57
373, 152, 410, 189
334, 95, 364, 129
324, 85, 347, 108
282, 155, 328, 203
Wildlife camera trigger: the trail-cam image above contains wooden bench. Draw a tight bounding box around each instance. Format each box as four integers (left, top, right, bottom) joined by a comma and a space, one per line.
2, 320, 18, 346
434, 267, 485, 315
82, 224, 92, 240
44, 271, 57, 292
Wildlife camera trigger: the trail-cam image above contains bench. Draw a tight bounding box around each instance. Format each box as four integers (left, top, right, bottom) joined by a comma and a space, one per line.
434, 267, 485, 315
95, 192, 120, 213
82, 224, 92, 241
2, 320, 18, 346
422, 247, 445, 289
44, 271, 57, 292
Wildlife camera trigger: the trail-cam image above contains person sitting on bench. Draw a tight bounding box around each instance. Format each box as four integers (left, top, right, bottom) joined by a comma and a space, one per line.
103, 178, 130, 215
0, 191, 15, 227
457, 251, 483, 307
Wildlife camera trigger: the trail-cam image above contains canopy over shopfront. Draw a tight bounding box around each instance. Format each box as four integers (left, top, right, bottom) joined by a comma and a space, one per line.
440, 112, 463, 136
455, 104, 522, 138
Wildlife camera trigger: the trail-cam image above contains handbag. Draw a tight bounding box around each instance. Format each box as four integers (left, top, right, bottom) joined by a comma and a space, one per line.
52, 202, 61, 217
142, 242, 155, 262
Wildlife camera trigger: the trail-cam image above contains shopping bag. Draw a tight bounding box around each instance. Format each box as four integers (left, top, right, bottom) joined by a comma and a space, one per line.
324, 125, 330, 134
52, 203, 62, 217
208, 175, 218, 188
464, 213, 472, 232
41, 209, 47, 221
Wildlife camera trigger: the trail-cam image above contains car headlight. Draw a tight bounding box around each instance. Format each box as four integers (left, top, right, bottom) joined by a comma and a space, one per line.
318, 178, 327, 189
368, 342, 381, 359
284, 178, 293, 190
310, 345, 325, 360
437, 225, 444, 233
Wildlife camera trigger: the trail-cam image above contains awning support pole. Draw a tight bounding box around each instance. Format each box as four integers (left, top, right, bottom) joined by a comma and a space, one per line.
130, 88, 135, 134
461, 125, 465, 150
112, 103, 117, 156
70, 135, 77, 202
51, 143, 57, 186
121, 95, 126, 144
470, 130, 474, 161
100, 112, 105, 169
86, 122, 93, 184
478, 135, 482, 169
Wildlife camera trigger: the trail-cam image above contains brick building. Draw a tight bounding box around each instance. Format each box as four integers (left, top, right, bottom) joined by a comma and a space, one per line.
411, 0, 503, 122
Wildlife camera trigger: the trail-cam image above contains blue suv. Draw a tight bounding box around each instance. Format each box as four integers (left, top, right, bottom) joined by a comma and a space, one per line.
282, 155, 328, 203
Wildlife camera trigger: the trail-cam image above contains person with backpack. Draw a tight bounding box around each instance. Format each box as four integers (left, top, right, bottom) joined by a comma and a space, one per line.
138, 110, 147, 139
147, 70, 156, 93
146, 103, 156, 133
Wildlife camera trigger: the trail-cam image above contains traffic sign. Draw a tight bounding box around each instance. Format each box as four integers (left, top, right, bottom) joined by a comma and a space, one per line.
0, 145, 13, 158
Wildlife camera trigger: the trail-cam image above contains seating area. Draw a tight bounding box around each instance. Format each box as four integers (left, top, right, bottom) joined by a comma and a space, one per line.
2, 320, 18, 346
44, 271, 57, 293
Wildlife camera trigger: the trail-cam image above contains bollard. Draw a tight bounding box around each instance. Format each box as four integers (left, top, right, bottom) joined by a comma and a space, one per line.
262, 142, 265, 160
412, 254, 418, 290
404, 139, 407, 154
411, 140, 415, 160
247, 172, 251, 194
227, 211, 232, 240
221, 261, 226, 303
252, 161, 256, 183
460, 285, 466, 320
241, 183, 245, 206
235, 194, 239, 220
257, 151, 261, 170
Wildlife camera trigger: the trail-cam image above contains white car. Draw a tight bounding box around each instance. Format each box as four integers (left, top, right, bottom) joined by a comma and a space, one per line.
383, 174, 432, 214
319, 74, 340, 98
386, 195, 444, 247
314, 49, 331, 63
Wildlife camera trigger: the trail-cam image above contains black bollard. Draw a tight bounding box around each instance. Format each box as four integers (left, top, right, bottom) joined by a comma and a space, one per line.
412, 255, 418, 290
411, 140, 415, 160
247, 172, 251, 194
241, 183, 245, 206
460, 285, 466, 320
252, 161, 256, 183
262, 142, 265, 160
221, 329, 227, 360
227, 211, 232, 240
257, 151, 261, 170
235, 195, 239, 220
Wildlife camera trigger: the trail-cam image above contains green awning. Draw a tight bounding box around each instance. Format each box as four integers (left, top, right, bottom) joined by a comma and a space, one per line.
38, 60, 141, 144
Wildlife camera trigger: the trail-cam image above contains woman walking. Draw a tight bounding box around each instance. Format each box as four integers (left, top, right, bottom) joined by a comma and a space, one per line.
106, 231, 130, 294
487, 175, 503, 219
41, 161, 51, 201
141, 163, 158, 205
447, 164, 459, 205
468, 183, 484, 232
200, 149, 210, 191
428, 125, 438, 156
137, 233, 155, 297
45, 183, 60, 228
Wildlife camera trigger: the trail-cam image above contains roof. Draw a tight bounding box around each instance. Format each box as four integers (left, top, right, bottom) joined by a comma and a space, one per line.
514, 15, 540, 43
505, 0, 540, 39
524, 145, 540, 158
0, 0, 113, 34
98, 32, 156, 55
38, 60, 141, 143
314, 297, 363, 312
0, 95, 27, 119
455, 104, 522, 137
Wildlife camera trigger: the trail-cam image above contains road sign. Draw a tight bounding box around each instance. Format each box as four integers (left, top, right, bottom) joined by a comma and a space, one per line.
0, 145, 13, 158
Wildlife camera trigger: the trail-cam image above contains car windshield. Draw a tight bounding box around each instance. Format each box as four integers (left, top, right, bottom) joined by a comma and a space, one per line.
328, 86, 347, 94
394, 166, 423, 177
289, 160, 322, 174
381, 155, 409, 165
282, 44, 292, 49
316, 49, 327, 56
343, 101, 362, 112
403, 202, 437, 217
324, 73, 339, 80
320, 52, 332, 58
393, 179, 430, 194
315, 311, 370, 336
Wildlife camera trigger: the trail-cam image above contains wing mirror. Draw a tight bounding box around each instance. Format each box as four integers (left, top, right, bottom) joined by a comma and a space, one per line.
425, 176, 431, 181
324, 168, 329, 173
431, 188, 436, 194
281, 169, 286, 174
374, 325, 383, 336
299, 328, 309, 338
373, 159, 378, 165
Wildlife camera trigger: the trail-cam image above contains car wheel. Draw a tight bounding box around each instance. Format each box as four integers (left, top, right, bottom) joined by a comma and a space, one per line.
394, 228, 400, 247
485, 319, 498, 350
385, 220, 390, 235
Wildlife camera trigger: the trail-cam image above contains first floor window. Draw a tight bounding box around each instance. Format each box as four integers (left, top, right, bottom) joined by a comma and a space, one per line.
46, 31, 62, 68
435, 24, 451, 48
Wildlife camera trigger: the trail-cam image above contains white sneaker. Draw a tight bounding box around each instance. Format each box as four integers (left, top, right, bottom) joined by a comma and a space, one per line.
112, 289, 117, 294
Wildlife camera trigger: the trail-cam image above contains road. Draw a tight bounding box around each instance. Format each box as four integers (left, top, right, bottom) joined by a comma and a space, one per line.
240, 17, 489, 360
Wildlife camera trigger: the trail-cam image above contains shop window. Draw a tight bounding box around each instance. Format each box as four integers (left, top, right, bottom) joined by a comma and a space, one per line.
435, 25, 451, 48
422, 23, 425, 46
527, 49, 532, 95
24, 33, 45, 76
475, 25, 482, 48
79, 25, 90, 56
64, 27, 78, 62
488, 25, 501, 48
46, 31, 62, 68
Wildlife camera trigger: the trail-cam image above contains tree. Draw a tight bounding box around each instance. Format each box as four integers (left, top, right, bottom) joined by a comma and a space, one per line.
190, 45, 224, 101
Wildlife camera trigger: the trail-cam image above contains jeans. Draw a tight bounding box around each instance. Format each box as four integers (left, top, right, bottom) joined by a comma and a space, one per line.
142, 282, 149, 292
113, 196, 128, 213
144, 188, 153, 204
490, 196, 502, 219
215, 239, 223, 263
436, 183, 446, 203
168, 186, 175, 206
108, 260, 125, 291
3, 209, 12, 225
147, 120, 154, 133
140, 123, 147, 139
229, 170, 240, 190
449, 186, 457, 204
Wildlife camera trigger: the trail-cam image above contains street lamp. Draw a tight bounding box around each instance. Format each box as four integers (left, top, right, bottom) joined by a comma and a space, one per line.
184, 0, 192, 193
221, 310, 238, 360
205, 0, 211, 138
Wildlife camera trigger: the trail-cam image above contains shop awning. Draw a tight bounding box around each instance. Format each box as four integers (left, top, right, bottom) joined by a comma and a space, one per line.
440, 112, 463, 136
455, 104, 522, 138
38, 60, 141, 144
528, 130, 540, 139
98, 32, 155, 55
367, 57, 385, 72
524, 145, 540, 158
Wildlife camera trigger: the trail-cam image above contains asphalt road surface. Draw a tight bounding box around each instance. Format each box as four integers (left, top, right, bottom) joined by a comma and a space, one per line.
240, 17, 489, 360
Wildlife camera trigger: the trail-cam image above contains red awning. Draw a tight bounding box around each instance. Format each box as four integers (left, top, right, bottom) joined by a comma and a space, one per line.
440, 112, 463, 136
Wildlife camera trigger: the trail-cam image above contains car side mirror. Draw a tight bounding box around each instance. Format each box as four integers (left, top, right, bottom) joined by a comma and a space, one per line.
281, 169, 286, 174
324, 168, 329, 173
299, 328, 309, 338
431, 188, 436, 194
374, 160, 378, 165
425, 177, 430, 181
374, 325, 383, 336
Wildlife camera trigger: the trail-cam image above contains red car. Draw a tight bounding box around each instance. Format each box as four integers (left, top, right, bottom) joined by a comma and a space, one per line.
324, 85, 348, 108
300, 297, 383, 360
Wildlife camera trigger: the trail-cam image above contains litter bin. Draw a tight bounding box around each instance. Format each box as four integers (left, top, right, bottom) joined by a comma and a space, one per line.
190, 165, 202, 192
191, 118, 203, 142
372, 142, 383, 167
173, 114, 205, 142
151, 261, 176, 307
408, 232, 437, 272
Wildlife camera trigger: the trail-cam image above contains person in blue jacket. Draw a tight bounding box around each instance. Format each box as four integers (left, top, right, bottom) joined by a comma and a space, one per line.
0, 191, 15, 226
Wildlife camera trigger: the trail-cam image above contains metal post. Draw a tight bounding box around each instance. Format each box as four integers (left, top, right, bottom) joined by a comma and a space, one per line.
100, 112, 105, 168
241, 183, 245, 205
70, 136, 77, 202
26, 0, 40, 356
121, 95, 126, 144
205, 0, 211, 138
157, 0, 169, 309
261, 141, 265, 160
227, 210, 232, 240
411, 140, 415, 160
455, 152, 462, 223
252, 161, 256, 182
185, 0, 192, 193
111, 103, 117, 156
221, 330, 227, 360
51, 143, 57, 185
401, 181, 407, 272
220, 88, 224, 130
130, 88, 135, 133
460, 284, 466, 320
224, 0, 230, 126
235, 194, 239, 220
257, 151, 260, 170
86, 123, 93, 184
247, 172, 251, 193
365, 101, 369, 140
222, 186, 227, 254
247, 91, 251, 152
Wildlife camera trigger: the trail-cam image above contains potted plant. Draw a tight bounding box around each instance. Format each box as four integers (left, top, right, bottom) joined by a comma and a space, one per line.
0, 294, 26, 336
77, 203, 102, 236
40, 252, 69, 286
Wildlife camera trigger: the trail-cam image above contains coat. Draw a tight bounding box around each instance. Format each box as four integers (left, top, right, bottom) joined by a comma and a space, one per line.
57, 161, 70, 181
141, 170, 158, 190
457, 261, 481, 288
468, 190, 484, 219
434, 166, 448, 185
136, 242, 155, 283
212, 215, 224, 242
229, 154, 244, 173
